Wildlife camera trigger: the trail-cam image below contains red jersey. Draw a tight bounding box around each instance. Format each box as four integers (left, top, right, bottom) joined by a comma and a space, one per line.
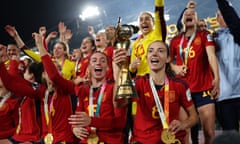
0, 55, 77, 143
41, 55, 77, 143
0, 95, 19, 139
75, 55, 90, 78
76, 82, 126, 144
170, 30, 215, 92
103, 46, 114, 81
132, 75, 193, 144
75, 55, 90, 96
0, 63, 42, 142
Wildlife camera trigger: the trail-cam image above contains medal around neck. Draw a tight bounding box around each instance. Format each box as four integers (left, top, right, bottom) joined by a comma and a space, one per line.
44, 133, 54, 144
87, 133, 99, 144
161, 129, 181, 144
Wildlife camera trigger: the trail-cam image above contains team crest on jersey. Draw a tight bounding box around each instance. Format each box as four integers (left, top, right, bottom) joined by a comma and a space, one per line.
169, 91, 176, 102
144, 92, 150, 97
194, 37, 201, 45
135, 44, 145, 58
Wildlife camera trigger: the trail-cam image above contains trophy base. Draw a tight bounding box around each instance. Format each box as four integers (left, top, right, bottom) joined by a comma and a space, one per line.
115, 84, 137, 99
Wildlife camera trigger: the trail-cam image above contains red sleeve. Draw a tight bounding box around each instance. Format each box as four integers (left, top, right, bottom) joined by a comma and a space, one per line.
202, 30, 215, 48
8, 60, 25, 76
90, 107, 127, 129
0, 62, 41, 99
174, 80, 193, 108
76, 85, 87, 112
41, 55, 75, 95
8, 60, 19, 76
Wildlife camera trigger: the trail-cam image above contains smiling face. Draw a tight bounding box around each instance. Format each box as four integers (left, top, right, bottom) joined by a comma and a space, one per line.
7, 44, 20, 59
138, 12, 154, 36
182, 8, 198, 29
81, 37, 95, 55
95, 32, 109, 49
147, 41, 170, 72
53, 42, 67, 59
89, 52, 108, 81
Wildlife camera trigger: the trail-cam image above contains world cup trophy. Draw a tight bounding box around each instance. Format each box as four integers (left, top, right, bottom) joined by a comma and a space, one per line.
114, 17, 137, 99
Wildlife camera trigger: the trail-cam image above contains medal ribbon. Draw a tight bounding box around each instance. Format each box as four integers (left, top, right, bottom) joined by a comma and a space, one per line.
44, 90, 56, 133
74, 58, 80, 75
89, 81, 107, 117
16, 96, 26, 133
149, 75, 170, 129
179, 32, 196, 65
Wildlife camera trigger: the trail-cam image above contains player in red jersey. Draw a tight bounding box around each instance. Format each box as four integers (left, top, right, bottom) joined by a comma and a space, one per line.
170, 8, 220, 144
95, 31, 114, 81
0, 77, 19, 142
74, 36, 96, 95
68, 51, 127, 144
0, 49, 42, 143
0, 32, 78, 143
113, 40, 198, 143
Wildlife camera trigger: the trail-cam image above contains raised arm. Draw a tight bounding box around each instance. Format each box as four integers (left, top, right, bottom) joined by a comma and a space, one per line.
216, 0, 240, 45
33, 32, 75, 94
0, 60, 40, 99
58, 21, 71, 56
155, 0, 166, 42
5, 25, 41, 62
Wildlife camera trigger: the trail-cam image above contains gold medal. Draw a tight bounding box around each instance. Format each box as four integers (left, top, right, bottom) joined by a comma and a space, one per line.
87, 133, 99, 144
161, 129, 181, 144
44, 133, 54, 144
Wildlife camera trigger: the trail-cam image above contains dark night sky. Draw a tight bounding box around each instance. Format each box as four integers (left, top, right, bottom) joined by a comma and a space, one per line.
1, 0, 240, 51
0, 0, 90, 48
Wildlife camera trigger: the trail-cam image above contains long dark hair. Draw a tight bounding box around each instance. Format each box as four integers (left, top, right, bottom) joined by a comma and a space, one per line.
147, 40, 175, 78
27, 62, 44, 84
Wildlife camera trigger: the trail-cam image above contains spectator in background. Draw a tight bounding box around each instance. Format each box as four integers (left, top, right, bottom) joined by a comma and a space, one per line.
214, 0, 240, 132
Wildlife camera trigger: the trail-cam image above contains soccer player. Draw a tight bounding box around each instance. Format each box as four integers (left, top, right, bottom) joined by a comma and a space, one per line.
129, 0, 166, 77
113, 40, 198, 143
69, 51, 127, 143
170, 8, 220, 144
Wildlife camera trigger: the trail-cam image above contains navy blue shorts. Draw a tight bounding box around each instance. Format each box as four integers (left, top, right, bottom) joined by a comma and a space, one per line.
191, 90, 215, 107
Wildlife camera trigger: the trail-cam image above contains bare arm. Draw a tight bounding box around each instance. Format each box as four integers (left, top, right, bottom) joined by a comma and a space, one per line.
206, 45, 220, 98
5, 25, 25, 48
168, 104, 198, 134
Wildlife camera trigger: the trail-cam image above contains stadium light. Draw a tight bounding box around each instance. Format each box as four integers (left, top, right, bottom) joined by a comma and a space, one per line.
79, 6, 100, 21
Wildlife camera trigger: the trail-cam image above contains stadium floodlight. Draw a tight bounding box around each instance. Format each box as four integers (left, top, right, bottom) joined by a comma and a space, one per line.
79, 6, 100, 21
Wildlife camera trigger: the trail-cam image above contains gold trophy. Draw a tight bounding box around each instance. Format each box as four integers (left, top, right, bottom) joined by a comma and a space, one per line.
114, 17, 137, 99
